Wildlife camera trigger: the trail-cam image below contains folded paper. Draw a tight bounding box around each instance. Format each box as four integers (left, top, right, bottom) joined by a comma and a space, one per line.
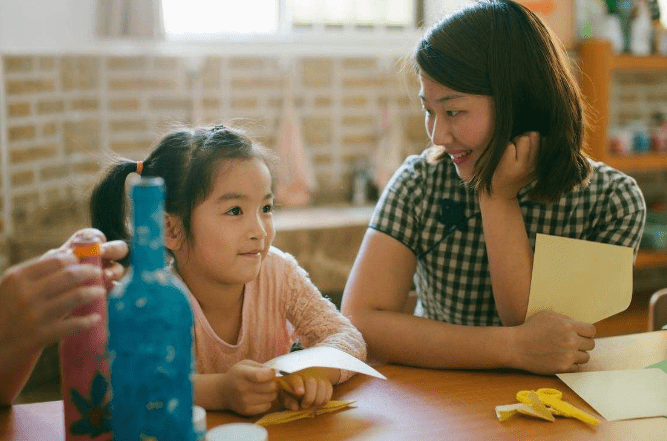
264, 346, 387, 380
255, 400, 356, 426
526, 234, 633, 323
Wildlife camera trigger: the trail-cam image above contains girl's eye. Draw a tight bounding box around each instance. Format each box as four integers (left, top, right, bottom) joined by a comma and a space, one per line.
262, 204, 274, 214
422, 107, 433, 116
446, 110, 460, 117
226, 207, 242, 216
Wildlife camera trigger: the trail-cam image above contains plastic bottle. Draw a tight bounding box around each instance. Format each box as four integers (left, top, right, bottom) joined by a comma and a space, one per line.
59, 236, 112, 440
107, 177, 195, 441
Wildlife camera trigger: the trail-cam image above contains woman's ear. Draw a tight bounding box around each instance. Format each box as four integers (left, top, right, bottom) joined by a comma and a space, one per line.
164, 214, 185, 252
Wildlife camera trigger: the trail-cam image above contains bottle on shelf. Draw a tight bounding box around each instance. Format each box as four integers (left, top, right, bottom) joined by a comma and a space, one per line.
107, 177, 195, 441
59, 235, 112, 441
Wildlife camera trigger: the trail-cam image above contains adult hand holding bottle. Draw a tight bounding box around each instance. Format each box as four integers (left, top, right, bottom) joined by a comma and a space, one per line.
0, 228, 127, 406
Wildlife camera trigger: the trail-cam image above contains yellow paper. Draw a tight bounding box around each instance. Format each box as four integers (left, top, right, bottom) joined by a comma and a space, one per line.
525, 391, 556, 421
526, 234, 633, 323
557, 368, 667, 421
496, 391, 554, 423
255, 400, 356, 426
264, 346, 387, 380
496, 402, 556, 422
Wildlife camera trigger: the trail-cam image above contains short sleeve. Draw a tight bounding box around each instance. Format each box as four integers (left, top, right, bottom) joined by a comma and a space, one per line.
369, 155, 426, 255
587, 171, 646, 259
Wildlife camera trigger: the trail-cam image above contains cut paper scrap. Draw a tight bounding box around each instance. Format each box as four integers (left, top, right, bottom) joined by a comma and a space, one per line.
647, 359, 667, 374
264, 346, 387, 380
526, 234, 633, 323
496, 391, 555, 422
255, 400, 356, 426
557, 368, 667, 421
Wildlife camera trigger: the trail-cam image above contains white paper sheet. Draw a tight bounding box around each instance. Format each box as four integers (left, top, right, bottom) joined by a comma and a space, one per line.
264, 346, 387, 380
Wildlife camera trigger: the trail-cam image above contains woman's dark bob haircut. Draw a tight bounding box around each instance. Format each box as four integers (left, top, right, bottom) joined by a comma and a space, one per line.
413, 0, 591, 202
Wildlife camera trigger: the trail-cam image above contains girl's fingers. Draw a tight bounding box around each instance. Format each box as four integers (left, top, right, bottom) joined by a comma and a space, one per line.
313, 378, 331, 407
286, 374, 305, 396
281, 393, 300, 411
300, 376, 318, 408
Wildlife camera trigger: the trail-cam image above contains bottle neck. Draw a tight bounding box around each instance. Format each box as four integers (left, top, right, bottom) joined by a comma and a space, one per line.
130, 183, 165, 272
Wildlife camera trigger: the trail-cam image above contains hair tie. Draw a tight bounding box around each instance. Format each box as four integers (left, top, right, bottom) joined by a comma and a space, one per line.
136, 161, 143, 176
212, 124, 225, 132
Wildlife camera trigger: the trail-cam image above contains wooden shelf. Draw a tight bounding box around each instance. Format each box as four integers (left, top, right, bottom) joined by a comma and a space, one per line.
614, 54, 667, 71
635, 250, 667, 269
579, 40, 667, 272
578, 39, 667, 169
604, 153, 667, 171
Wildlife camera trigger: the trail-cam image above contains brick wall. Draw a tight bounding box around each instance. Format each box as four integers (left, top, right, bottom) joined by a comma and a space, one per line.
2, 51, 667, 292
0, 52, 429, 269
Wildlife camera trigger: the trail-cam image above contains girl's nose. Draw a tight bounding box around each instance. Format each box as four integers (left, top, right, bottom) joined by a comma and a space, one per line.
249, 214, 268, 240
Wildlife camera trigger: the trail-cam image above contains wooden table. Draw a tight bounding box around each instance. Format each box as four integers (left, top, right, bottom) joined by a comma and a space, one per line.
2, 331, 666, 441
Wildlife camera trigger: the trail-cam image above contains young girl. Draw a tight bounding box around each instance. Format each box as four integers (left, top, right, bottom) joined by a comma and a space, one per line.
341, 0, 646, 375
90, 124, 366, 416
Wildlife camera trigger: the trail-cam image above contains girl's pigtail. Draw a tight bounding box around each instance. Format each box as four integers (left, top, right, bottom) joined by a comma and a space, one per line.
89, 160, 138, 261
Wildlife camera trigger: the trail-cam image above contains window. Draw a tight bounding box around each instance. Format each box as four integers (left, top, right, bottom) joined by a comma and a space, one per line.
162, 0, 279, 36
162, 0, 422, 39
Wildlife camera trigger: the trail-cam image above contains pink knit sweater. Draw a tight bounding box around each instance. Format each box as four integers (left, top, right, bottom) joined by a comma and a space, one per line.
177, 246, 366, 384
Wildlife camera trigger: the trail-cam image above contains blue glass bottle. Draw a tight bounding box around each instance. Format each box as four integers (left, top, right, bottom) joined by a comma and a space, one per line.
108, 177, 195, 441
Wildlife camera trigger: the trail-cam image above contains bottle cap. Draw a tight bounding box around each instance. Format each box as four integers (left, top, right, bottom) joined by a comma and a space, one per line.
193, 405, 207, 440
73, 243, 102, 260
206, 423, 268, 441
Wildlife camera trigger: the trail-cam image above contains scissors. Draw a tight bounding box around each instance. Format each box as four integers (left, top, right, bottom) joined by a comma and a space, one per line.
516, 388, 600, 426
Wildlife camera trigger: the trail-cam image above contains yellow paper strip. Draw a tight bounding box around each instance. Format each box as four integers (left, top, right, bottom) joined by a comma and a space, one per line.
255, 400, 356, 426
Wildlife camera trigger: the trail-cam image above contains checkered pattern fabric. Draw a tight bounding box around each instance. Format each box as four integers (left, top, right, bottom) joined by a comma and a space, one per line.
370, 151, 647, 326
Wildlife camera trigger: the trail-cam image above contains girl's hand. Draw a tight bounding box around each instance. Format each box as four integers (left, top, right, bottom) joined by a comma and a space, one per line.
279, 367, 334, 411
48, 228, 128, 291
489, 131, 540, 200
509, 310, 596, 375
220, 360, 277, 416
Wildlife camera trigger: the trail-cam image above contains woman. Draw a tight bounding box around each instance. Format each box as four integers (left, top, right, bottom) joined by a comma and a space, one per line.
341, 0, 645, 374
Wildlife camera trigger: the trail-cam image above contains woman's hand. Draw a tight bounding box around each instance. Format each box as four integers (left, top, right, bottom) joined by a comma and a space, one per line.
0, 251, 106, 367
489, 131, 540, 200
508, 310, 596, 375
278, 367, 336, 411
48, 228, 128, 291
219, 360, 278, 416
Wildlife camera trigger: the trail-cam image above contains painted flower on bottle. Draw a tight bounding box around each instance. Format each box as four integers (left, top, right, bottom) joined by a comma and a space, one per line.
69, 371, 112, 438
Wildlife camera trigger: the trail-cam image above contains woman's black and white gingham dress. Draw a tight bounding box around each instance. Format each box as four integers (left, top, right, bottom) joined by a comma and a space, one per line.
370, 150, 646, 327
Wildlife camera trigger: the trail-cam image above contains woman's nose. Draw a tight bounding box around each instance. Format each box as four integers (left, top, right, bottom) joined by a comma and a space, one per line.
430, 117, 453, 146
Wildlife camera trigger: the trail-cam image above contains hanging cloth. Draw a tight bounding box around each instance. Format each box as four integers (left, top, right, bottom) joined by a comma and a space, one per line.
275, 75, 317, 207
371, 100, 409, 192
